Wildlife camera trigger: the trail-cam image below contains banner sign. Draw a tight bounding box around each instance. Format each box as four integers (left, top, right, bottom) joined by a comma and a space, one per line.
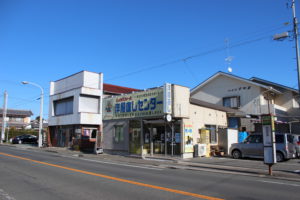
163, 83, 172, 114
261, 114, 275, 131
103, 88, 164, 120
184, 124, 194, 153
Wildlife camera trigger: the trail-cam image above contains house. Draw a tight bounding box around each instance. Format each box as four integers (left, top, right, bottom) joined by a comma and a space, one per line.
0, 109, 33, 129
103, 83, 230, 158
191, 71, 300, 133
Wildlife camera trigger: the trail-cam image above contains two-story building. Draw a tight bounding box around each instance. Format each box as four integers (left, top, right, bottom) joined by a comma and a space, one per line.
191, 71, 300, 133
0, 109, 33, 129
48, 71, 140, 151
103, 84, 229, 158
48, 71, 104, 151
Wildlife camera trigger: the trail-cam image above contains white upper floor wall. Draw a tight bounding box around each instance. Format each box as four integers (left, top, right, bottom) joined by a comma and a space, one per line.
191, 72, 299, 117
48, 71, 103, 126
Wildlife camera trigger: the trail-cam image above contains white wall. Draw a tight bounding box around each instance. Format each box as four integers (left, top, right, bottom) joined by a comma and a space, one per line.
48, 71, 103, 126
191, 75, 262, 115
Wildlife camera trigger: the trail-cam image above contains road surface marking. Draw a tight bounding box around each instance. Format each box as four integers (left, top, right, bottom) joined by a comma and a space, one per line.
260, 180, 300, 187
68, 156, 164, 171
0, 152, 223, 200
9, 147, 163, 171
0, 189, 16, 200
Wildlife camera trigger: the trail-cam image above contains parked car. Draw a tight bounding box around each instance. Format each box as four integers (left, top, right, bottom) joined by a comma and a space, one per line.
12, 134, 38, 144
230, 133, 296, 162
292, 134, 300, 158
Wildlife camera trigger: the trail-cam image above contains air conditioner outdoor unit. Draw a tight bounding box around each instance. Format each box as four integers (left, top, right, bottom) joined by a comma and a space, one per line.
194, 144, 206, 157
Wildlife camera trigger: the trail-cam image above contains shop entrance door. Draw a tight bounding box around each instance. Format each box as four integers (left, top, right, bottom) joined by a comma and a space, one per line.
152, 126, 165, 154
129, 128, 141, 154
57, 129, 66, 147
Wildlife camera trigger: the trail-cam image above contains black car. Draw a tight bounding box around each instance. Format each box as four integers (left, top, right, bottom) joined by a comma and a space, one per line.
12, 134, 38, 144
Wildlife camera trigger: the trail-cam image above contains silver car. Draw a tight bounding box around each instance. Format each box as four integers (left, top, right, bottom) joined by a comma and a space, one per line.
292, 134, 300, 158
230, 133, 296, 162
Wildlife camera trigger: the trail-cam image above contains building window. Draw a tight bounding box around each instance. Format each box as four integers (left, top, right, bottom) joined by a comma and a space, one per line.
223, 96, 240, 108
82, 128, 98, 139
114, 125, 124, 143
90, 129, 97, 139
54, 97, 74, 116
79, 95, 100, 113
205, 125, 217, 144
293, 98, 299, 108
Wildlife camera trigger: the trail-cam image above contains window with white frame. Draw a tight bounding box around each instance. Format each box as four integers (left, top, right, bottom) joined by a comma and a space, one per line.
114, 125, 124, 143
223, 96, 240, 108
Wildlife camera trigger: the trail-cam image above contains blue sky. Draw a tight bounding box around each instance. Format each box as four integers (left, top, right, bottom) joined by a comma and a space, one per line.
0, 0, 299, 118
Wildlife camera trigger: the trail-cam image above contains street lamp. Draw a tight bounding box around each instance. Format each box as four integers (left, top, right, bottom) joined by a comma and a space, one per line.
22, 81, 44, 148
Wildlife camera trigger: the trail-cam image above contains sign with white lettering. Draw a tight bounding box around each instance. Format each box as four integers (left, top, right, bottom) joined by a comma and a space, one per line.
163, 83, 172, 114
103, 88, 164, 120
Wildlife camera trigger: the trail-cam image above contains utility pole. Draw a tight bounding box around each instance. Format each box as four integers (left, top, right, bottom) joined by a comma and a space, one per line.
1, 91, 8, 144
292, 0, 300, 96
22, 81, 44, 147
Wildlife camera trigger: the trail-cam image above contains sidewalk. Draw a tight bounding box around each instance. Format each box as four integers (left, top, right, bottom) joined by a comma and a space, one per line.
3, 144, 300, 182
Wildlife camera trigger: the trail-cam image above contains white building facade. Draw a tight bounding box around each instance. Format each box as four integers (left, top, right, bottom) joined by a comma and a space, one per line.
48, 71, 103, 151
191, 72, 300, 133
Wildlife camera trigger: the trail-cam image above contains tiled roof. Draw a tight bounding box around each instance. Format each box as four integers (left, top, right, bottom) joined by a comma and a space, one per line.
250, 77, 299, 93
103, 83, 140, 95
191, 71, 282, 95
0, 109, 33, 117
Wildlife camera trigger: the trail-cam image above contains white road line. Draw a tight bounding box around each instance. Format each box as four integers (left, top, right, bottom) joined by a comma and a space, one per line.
60, 155, 164, 171
260, 180, 300, 187
2, 147, 163, 171
0, 189, 16, 200
81, 157, 164, 171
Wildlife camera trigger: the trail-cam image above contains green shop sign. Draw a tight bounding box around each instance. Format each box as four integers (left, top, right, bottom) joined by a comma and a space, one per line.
103, 88, 164, 120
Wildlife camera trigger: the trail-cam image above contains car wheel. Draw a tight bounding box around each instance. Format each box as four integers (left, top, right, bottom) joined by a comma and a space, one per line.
232, 150, 242, 159
276, 151, 284, 162
18, 140, 22, 144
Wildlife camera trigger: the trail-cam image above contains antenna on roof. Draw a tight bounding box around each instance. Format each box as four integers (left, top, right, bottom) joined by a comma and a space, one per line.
225, 38, 234, 73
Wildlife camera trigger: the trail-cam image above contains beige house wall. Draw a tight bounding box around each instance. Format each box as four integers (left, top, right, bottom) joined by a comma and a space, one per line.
172, 85, 190, 118
24, 117, 31, 124
181, 104, 227, 156
191, 75, 262, 115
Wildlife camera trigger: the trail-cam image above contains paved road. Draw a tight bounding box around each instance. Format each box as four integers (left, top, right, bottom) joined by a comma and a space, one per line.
0, 146, 300, 200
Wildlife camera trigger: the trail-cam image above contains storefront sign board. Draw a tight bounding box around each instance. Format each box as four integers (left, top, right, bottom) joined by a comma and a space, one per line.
103, 88, 164, 120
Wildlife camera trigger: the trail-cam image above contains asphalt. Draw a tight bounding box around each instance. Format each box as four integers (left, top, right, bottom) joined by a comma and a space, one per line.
1, 145, 300, 200
2, 143, 300, 182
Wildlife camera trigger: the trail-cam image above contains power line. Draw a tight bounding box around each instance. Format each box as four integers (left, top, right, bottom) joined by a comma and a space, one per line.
7, 23, 291, 109
40, 24, 291, 90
